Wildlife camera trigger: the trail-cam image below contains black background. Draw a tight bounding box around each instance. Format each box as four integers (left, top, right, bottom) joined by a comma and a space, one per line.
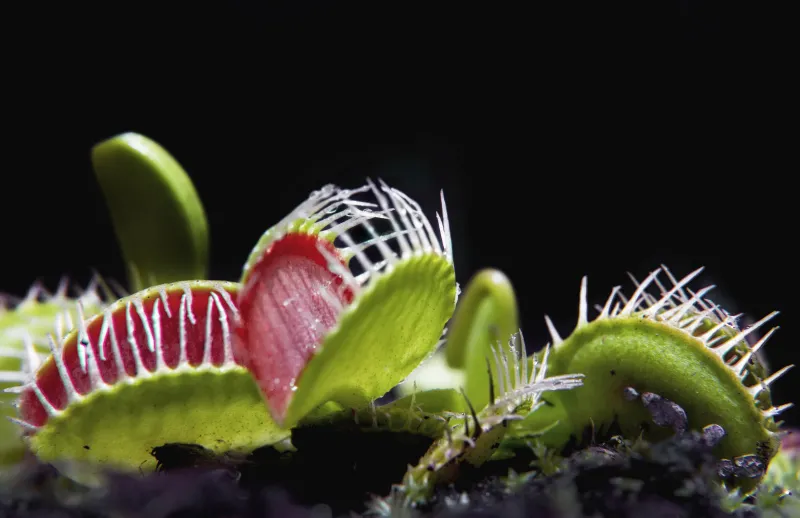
3, 2, 796, 425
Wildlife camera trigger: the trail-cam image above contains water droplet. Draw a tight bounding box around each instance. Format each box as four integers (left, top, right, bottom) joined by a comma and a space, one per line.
313, 184, 336, 199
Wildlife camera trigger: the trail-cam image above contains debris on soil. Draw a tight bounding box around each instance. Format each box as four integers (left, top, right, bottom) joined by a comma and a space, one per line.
0, 429, 785, 518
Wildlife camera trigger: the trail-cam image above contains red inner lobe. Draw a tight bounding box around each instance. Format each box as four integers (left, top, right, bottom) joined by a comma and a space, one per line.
233, 232, 354, 423
18, 285, 239, 429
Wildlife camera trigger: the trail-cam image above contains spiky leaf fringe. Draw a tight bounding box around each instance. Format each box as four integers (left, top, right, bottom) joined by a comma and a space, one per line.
392, 332, 584, 507
541, 266, 793, 425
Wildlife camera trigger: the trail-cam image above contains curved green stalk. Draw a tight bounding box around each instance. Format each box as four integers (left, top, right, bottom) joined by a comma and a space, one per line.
444, 269, 519, 409
91, 133, 209, 291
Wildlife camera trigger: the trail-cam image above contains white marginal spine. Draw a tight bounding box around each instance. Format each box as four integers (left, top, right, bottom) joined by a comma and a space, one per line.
5, 282, 241, 431
548, 265, 792, 415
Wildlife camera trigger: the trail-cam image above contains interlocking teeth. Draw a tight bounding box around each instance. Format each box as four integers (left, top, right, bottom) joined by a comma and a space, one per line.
5, 282, 241, 432
310, 181, 455, 307
1, 276, 118, 409
552, 265, 791, 423
243, 180, 455, 309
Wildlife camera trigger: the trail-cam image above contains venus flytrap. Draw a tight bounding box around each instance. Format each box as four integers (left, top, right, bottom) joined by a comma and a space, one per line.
2, 134, 462, 489
2, 130, 211, 446
10, 281, 290, 485
372, 264, 795, 509
1, 131, 797, 516
510, 266, 793, 492
234, 179, 457, 428
0, 133, 228, 481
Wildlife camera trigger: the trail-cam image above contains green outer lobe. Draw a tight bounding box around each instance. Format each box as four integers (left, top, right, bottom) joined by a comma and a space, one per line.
0, 300, 103, 464
29, 368, 289, 484
92, 133, 209, 291
444, 269, 518, 409
519, 317, 779, 465
282, 254, 457, 428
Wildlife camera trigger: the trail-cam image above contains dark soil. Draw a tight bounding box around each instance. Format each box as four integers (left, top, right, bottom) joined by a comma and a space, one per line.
1, 428, 764, 518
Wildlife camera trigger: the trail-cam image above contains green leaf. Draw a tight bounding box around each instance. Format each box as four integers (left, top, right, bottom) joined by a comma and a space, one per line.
91, 133, 209, 291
